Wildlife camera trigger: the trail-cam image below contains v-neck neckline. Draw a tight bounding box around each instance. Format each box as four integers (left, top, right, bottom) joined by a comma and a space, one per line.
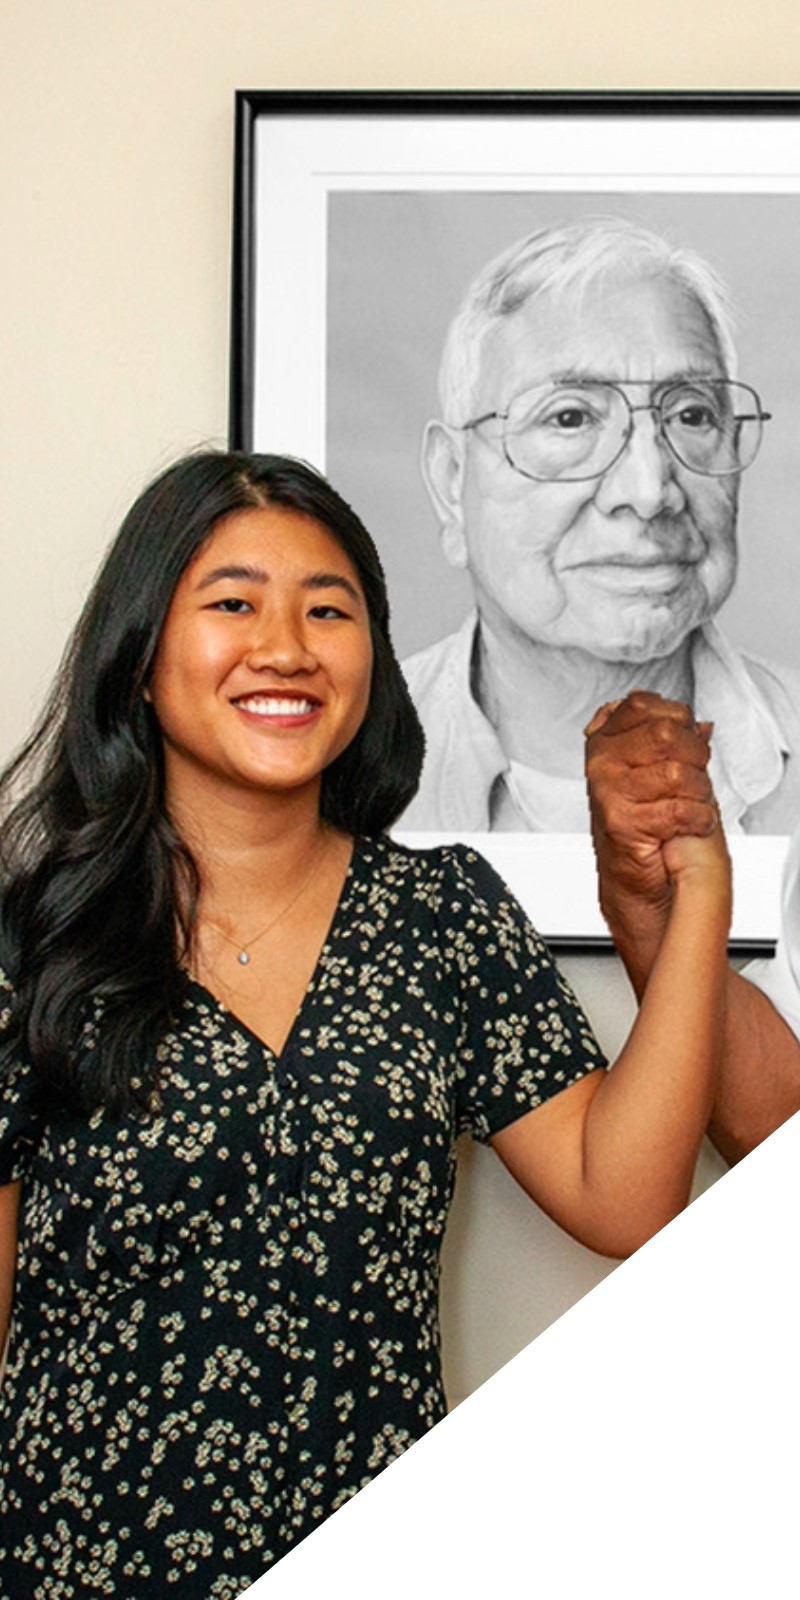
184, 835, 368, 1066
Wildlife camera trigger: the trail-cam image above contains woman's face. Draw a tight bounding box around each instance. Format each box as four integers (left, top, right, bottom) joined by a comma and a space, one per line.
146, 505, 374, 814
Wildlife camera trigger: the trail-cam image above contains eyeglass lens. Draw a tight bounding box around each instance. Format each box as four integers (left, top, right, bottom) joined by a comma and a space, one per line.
504, 381, 763, 481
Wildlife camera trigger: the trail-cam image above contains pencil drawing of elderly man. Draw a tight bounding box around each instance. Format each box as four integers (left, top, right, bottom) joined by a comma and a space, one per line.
400, 216, 800, 833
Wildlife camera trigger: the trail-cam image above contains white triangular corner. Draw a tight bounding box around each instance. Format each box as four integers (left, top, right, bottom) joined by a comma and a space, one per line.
246, 1110, 800, 1597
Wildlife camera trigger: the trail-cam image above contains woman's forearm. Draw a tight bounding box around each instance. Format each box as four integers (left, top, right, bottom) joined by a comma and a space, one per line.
580, 862, 731, 1254
494, 850, 731, 1259
601, 909, 800, 1165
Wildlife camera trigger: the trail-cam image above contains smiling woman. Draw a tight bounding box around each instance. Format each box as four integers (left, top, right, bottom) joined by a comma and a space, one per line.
0, 450, 732, 1597
147, 507, 373, 816
146, 503, 376, 1051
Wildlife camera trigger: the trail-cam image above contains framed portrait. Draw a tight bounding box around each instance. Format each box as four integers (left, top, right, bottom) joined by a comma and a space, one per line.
230, 90, 800, 950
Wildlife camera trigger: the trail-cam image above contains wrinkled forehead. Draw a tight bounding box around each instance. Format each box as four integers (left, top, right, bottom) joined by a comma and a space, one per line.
475, 270, 727, 410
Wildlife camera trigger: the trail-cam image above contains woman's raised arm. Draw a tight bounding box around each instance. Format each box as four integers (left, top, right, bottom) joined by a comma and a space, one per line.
491, 706, 731, 1257
585, 689, 800, 1163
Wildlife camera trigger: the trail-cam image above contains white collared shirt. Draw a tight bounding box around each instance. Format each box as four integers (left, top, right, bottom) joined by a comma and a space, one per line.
401, 612, 800, 834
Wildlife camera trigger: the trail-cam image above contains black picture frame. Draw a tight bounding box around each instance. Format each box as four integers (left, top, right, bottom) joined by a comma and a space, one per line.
230, 90, 800, 951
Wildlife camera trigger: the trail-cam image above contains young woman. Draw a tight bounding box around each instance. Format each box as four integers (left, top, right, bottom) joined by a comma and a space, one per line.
0, 451, 730, 1597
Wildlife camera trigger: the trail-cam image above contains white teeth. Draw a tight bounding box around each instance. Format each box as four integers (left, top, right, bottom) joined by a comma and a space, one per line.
236, 696, 316, 717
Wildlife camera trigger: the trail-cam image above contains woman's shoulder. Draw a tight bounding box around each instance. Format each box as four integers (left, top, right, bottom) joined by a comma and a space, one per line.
361, 833, 514, 910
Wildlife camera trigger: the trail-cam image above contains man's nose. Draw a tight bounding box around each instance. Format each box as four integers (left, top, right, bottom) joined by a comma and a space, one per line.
592, 406, 687, 521
245, 609, 318, 674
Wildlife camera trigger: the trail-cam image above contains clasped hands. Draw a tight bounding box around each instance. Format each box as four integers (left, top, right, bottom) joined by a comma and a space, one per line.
585, 691, 732, 986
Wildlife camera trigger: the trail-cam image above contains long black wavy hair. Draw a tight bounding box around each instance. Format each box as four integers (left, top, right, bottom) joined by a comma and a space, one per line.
0, 451, 424, 1115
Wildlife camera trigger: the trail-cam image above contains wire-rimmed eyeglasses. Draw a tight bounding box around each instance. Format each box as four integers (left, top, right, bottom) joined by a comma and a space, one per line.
459, 378, 771, 483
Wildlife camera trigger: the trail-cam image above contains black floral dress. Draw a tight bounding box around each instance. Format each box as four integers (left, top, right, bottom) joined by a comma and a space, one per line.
0, 838, 605, 1599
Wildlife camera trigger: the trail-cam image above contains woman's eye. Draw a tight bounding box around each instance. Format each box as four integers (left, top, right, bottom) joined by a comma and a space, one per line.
209, 597, 253, 614
309, 603, 348, 620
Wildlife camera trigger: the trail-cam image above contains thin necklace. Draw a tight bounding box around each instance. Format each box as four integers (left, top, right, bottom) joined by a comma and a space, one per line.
200, 832, 328, 967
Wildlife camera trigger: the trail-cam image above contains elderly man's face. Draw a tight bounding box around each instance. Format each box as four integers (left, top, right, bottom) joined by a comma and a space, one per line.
429, 274, 739, 664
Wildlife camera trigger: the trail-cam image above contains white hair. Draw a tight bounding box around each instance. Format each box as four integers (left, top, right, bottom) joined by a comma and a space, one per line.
437, 215, 738, 425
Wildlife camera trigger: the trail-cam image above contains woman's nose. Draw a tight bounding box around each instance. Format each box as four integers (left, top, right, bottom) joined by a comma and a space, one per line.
592, 407, 687, 521
244, 611, 318, 674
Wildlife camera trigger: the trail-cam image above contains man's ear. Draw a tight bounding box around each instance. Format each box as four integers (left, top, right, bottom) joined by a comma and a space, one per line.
420, 420, 469, 570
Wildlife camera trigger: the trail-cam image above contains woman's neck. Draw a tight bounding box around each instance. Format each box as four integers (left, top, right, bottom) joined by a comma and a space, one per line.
166, 774, 333, 918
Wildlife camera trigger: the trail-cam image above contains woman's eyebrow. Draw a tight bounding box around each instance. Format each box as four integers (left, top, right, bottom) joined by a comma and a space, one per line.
195, 563, 267, 589
302, 572, 362, 603
194, 564, 361, 602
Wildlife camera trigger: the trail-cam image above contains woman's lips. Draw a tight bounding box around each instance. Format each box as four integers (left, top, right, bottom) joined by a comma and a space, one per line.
232, 693, 322, 725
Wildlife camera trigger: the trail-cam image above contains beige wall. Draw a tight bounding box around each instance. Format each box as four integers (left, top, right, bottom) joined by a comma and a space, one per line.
2, 0, 792, 1401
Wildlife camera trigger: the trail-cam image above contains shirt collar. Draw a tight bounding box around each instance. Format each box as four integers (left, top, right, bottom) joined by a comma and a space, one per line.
694, 620, 789, 826
450, 612, 789, 831
429, 613, 510, 828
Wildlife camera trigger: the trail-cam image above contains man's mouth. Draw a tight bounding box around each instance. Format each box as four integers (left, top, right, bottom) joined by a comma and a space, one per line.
568, 557, 697, 593
570, 552, 696, 569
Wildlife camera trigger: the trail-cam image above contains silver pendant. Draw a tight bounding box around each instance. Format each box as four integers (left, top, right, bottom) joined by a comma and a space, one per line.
238, 950, 250, 965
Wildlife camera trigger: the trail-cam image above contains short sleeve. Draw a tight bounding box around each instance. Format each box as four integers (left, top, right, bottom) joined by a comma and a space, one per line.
440, 846, 606, 1142
0, 968, 41, 1185
742, 823, 800, 1041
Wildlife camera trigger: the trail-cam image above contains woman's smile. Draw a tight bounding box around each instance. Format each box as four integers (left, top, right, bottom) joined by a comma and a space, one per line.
146, 505, 374, 806
232, 690, 323, 725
